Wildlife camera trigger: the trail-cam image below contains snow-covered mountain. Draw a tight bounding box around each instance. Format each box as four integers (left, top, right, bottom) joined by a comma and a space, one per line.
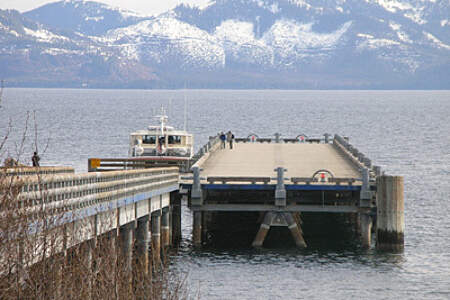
24, 0, 151, 36
1, 0, 449, 88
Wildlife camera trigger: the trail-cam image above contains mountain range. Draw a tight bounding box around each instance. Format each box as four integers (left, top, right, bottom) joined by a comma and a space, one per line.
1, 0, 449, 89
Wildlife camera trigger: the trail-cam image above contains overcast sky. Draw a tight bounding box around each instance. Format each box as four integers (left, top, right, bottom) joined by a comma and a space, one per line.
0, 0, 211, 15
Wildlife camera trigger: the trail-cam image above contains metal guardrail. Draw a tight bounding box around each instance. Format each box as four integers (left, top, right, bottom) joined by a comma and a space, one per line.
1, 166, 74, 176
189, 134, 222, 169
333, 134, 381, 178
5, 167, 179, 215
88, 157, 189, 172
234, 133, 331, 144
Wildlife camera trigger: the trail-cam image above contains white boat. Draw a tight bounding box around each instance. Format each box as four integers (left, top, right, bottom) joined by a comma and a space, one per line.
129, 108, 194, 164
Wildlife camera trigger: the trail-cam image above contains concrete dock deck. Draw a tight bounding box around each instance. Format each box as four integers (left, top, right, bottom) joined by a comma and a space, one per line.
199, 143, 361, 180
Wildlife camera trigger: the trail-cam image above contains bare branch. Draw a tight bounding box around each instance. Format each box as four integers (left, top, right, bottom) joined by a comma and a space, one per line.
14, 111, 30, 164
0, 79, 4, 108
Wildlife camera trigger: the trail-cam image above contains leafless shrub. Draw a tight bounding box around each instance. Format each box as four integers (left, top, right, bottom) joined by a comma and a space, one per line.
1, 109, 187, 299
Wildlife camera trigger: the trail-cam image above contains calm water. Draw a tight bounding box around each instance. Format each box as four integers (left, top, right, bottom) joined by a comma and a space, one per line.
1, 89, 450, 299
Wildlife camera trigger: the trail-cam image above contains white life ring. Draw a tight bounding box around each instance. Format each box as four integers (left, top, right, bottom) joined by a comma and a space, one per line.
134, 146, 144, 156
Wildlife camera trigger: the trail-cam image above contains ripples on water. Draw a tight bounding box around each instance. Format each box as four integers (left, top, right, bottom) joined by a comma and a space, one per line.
1, 89, 449, 299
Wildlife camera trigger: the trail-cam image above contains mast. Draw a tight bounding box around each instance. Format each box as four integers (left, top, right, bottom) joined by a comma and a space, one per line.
183, 87, 187, 131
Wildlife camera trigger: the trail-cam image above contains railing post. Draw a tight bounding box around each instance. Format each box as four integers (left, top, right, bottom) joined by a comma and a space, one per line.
275, 167, 287, 206
274, 133, 281, 143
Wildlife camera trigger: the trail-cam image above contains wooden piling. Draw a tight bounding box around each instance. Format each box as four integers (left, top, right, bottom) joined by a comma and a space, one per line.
170, 192, 182, 246
193, 211, 202, 247
360, 213, 372, 249
151, 212, 161, 264
376, 176, 404, 251
161, 209, 170, 248
135, 215, 150, 273
119, 222, 133, 273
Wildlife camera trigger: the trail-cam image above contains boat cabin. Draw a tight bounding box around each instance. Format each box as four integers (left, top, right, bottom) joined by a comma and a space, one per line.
129, 113, 193, 158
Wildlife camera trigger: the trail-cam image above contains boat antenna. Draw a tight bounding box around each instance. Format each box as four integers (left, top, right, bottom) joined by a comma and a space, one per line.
183, 84, 188, 131
168, 98, 172, 120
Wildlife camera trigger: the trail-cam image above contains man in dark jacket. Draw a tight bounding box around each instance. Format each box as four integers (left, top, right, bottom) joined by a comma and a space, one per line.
220, 132, 226, 149
32, 152, 40, 167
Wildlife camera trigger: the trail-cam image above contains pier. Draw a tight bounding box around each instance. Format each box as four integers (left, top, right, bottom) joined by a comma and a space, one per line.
1, 132, 405, 292
182, 133, 404, 250
1, 166, 181, 279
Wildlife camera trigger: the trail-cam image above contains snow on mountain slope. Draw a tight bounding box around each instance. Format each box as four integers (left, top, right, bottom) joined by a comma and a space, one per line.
423, 31, 450, 50
104, 14, 353, 69
23, 27, 69, 43
262, 19, 352, 63
214, 19, 273, 65
105, 16, 225, 68
24, 0, 150, 36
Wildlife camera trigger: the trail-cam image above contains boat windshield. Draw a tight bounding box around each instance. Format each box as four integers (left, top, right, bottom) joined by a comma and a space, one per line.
168, 135, 182, 145
142, 135, 156, 144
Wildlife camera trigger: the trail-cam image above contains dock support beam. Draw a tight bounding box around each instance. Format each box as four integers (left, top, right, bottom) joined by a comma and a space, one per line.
161, 208, 170, 248
193, 211, 202, 247
151, 211, 161, 264
376, 176, 404, 251
285, 213, 307, 248
170, 191, 182, 246
135, 215, 150, 273
252, 212, 307, 248
252, 212, 272, 248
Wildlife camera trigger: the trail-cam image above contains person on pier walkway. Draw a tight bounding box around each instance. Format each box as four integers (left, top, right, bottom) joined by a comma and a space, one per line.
227, 131, 235, 149
220, 132, 226, 149
32, 152, 40, 167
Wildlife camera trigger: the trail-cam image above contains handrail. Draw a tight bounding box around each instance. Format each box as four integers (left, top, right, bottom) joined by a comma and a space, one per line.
234, 133, 329, 144
333, 134, 379, 179
2, 168, 179, 215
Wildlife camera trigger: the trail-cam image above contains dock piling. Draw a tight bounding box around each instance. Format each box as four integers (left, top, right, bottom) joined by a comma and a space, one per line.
151, 211, 161, 264
161, 208, 170, 248
119, 222, 133, 271
136, 215, 150, 272
376, 175, 404, 251
170, 191, 182, 245
193, 211, 202, 247
359, 213, 372, 248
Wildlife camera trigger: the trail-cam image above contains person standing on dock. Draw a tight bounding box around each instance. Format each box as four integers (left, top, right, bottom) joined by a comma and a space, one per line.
220, 132, 226, 149
32, 151, 40, 167
227, 131, 235, 149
